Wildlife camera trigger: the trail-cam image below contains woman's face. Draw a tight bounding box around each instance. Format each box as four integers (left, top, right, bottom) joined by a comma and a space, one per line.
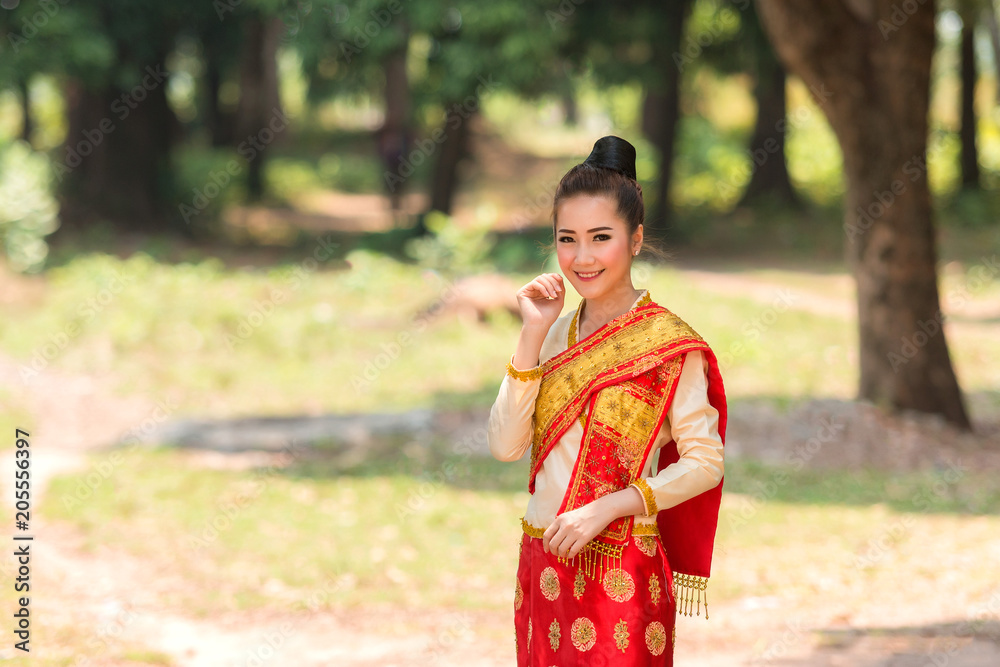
555, 194, 641, 303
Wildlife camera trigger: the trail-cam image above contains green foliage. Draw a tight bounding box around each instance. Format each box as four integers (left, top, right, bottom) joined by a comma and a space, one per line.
0, 140, 59, 272
404, 209, 497, 273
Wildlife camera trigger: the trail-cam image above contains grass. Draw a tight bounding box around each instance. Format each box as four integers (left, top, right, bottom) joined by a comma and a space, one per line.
2, 243, 997, 422
38, 444, 1000, 621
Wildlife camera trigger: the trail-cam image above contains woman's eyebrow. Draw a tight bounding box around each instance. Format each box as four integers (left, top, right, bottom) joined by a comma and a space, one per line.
556, 226, 614, 234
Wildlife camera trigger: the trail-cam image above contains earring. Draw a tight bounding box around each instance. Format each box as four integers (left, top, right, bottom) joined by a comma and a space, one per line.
633, 250, 639, 256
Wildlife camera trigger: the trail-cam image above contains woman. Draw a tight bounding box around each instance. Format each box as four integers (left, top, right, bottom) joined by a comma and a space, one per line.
487, 135, 727, 666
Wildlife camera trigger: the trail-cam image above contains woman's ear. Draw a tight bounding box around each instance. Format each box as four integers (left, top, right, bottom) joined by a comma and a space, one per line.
632, 223, 643, 254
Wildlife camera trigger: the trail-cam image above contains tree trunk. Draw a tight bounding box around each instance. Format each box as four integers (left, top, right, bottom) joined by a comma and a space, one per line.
737, 7, 799, 208
641, 0, 691, 233
985, 4, 1000, 105
959, 17, 980, 189
377, 39, 412, 220
234, 17, 285, 201
427, 103, 476, 218
18, 77, 32, 145
204, 41, 233, 147
59, 70, 181, 233
755, 0, 971, 429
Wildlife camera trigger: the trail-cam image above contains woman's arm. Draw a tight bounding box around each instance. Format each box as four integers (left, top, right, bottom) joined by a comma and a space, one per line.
543, 350, 723, 558
486, 324, 548, 463
628, 349, 724, 516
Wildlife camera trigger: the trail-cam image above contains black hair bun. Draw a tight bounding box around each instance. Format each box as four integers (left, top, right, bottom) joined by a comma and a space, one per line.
582, 135, 637, 181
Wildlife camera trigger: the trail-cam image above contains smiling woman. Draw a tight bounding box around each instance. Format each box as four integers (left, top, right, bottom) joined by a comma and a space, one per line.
487, 135, 729, 666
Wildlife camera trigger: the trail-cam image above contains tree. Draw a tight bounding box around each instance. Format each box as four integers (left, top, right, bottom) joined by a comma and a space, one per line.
755, 0, 971, 429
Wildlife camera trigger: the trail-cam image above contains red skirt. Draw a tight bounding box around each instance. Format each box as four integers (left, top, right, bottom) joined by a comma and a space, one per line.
514, 530, 677, 666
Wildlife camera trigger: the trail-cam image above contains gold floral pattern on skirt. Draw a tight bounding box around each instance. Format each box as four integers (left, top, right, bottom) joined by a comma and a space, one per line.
633, 535, 657, 557
548, 619, 561, 651
602, 568, 636, 603
648, 573, 661, 606
613, 618, 630, 652
573, 568, 586, 600
645, 621, 667, 656
540, 566, 560, 601
570, 617, 597, 651
527, 617, 532, 646
514, 577, 524, 610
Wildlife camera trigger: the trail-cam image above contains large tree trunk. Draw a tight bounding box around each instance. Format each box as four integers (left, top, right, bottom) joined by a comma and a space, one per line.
755, 0, 971, 429
959, 16, 980, 189
59, 69, 181, 233
737, 6, 799, 208
234, 17, 285, 201
641, 0, 691, 233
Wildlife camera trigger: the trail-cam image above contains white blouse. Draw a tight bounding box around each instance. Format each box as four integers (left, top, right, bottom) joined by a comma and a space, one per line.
487, 289, 725, 532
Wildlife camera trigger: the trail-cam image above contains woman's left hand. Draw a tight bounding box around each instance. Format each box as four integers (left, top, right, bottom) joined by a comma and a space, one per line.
542, 503, 611, 560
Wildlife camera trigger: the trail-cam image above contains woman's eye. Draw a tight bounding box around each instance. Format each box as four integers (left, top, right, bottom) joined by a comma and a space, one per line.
558, 236, 574, 243
594, 234, 611, 241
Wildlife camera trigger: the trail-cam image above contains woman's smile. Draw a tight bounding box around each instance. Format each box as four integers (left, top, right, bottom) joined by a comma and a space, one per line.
574, 269, 604, 281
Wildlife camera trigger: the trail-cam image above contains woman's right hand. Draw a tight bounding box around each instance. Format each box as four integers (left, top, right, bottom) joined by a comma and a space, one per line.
516, 273, 566, 330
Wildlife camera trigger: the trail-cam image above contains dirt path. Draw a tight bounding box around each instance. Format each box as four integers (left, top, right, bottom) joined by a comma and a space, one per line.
1, 263, 998, 664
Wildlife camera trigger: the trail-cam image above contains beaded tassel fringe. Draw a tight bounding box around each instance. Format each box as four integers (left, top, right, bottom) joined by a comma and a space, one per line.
557, 540, 624, 582
673, 573, 709, 618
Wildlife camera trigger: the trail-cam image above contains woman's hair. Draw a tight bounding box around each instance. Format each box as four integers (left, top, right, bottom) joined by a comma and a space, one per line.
551, 135, 644, 236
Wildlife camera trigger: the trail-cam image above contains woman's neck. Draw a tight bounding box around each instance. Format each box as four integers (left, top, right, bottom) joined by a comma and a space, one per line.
581, 284, 643, 334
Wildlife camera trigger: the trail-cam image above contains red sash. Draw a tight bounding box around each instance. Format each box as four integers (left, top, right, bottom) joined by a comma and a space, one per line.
529, 297, 727, 613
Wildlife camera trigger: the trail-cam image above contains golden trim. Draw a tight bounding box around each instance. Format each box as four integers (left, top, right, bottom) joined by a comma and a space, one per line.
506, 360, 543, 382
568, 290, 653, 349
632, 521, 659, 536
630, 478, 658, 516
521, 517, 545, 538
673, 573, 710, 619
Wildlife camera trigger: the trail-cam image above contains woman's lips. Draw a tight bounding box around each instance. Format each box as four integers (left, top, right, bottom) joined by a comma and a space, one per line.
574, 269, 604, 282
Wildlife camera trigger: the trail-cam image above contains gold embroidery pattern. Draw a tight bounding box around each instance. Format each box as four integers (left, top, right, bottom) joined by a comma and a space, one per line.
613, 618, 630, 652
568, 292, 653, 348
530, 303, 704, 483
540, 567, 560, 601
570, 617, 597, 651
632, 522, 660, 537
573, 568, 586, 600
514, 626, 518, 654
630, 478, 658, 516
521, 517, 544, 538
548, 619, 561, 651
528, 618, 532, 646
633, 535, 656, 557
645, 621, 667, 656
602, 568, 636, 603
649, 573, 661, 605
506, 360, 543, 382
673, 625, 676, 649
514, 577, 523, 610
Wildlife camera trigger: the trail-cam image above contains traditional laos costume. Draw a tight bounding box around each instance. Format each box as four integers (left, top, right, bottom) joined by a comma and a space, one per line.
488, 290, 727, 666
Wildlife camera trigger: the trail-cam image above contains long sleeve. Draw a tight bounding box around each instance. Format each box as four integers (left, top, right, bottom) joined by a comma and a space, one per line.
487, 356, 543, 462
629, 350, 724, 515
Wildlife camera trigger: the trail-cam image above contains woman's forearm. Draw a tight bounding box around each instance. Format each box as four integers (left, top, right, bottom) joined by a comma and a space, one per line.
512, 322, 550, 370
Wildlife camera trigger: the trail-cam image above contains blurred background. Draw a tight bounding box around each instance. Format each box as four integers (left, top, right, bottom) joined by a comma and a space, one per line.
0, 0, 998, 664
